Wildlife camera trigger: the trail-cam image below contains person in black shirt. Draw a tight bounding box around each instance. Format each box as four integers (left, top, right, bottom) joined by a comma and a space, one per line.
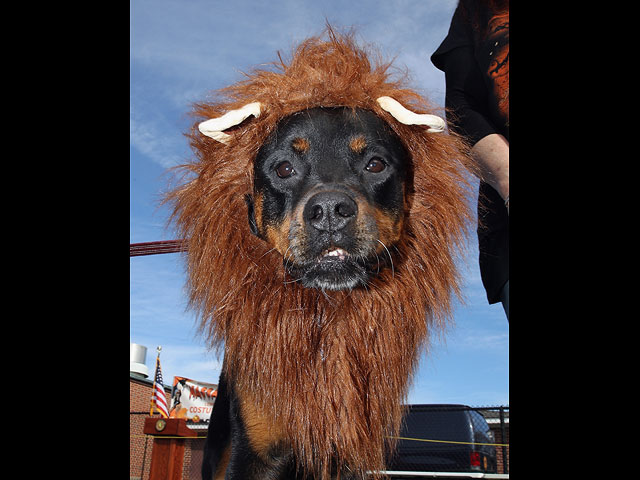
431, 0, 509, 320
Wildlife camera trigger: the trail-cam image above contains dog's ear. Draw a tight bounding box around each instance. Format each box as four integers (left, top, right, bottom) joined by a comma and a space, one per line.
245, 194, 260, 237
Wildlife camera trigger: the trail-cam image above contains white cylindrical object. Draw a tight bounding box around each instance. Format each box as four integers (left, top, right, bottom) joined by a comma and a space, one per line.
130, 343, 149, 378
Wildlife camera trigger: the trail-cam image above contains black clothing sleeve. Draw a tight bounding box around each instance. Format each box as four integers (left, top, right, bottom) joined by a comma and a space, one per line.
438, 45, 499, 146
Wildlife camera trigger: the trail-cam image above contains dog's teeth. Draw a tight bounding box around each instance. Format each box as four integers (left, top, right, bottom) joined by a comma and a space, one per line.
322, 248, 347, 258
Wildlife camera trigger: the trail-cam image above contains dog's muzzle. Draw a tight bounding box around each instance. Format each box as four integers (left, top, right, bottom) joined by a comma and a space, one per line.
284, 189, 381, 291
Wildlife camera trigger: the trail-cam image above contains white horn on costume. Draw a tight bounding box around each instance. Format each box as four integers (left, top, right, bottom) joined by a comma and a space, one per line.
376, 96, 446, 133
198, 102, 262, 144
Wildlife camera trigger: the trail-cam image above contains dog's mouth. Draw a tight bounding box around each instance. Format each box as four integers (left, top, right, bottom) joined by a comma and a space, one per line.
284, 246, 390, 291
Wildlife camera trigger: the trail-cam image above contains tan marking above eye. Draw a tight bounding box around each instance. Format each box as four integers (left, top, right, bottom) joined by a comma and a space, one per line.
291, 137, 310, 153
349, 135, 367, 154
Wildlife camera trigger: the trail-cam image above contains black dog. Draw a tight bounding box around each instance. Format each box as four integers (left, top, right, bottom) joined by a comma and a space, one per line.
202, 107, 410, 479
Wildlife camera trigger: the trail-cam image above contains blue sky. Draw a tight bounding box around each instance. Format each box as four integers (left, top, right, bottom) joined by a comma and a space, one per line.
130, 0, 508, 406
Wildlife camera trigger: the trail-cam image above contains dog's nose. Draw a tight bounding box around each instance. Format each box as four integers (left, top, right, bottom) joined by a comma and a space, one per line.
304, 191, 357, 233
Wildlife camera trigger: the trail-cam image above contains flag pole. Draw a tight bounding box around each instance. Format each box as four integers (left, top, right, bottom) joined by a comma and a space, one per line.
150, 346, 162, 416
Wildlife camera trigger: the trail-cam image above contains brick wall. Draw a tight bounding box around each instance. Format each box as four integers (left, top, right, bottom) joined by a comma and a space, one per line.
130, 376, 171, 480
490, 423, 510, 474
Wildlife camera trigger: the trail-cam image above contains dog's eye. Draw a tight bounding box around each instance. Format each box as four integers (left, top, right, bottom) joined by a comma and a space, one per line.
275, 161, 295, 178
365, 157, 386, 173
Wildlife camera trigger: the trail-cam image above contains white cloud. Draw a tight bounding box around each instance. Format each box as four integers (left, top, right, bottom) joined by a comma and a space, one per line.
130, 107, 188, 169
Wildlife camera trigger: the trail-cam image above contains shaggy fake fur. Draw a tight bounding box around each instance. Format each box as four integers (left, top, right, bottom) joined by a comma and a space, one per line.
166, 27, 475, 479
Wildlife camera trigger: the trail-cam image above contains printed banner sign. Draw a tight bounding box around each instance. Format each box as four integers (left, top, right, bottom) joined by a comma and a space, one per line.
169, 376, 217, 427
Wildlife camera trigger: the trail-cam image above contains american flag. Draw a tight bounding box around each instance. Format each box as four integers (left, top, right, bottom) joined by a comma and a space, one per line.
150, 352, 169, 418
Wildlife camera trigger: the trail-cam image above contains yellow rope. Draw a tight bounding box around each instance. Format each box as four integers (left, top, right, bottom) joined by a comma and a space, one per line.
131, 434, 508, 447
388, 436, 509, 447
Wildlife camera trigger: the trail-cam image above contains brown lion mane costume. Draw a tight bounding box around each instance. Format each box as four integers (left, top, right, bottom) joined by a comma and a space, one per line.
166, 27, 475, 479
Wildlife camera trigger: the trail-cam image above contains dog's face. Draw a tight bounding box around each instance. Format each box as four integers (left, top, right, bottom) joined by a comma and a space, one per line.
247, 107, 409, 290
